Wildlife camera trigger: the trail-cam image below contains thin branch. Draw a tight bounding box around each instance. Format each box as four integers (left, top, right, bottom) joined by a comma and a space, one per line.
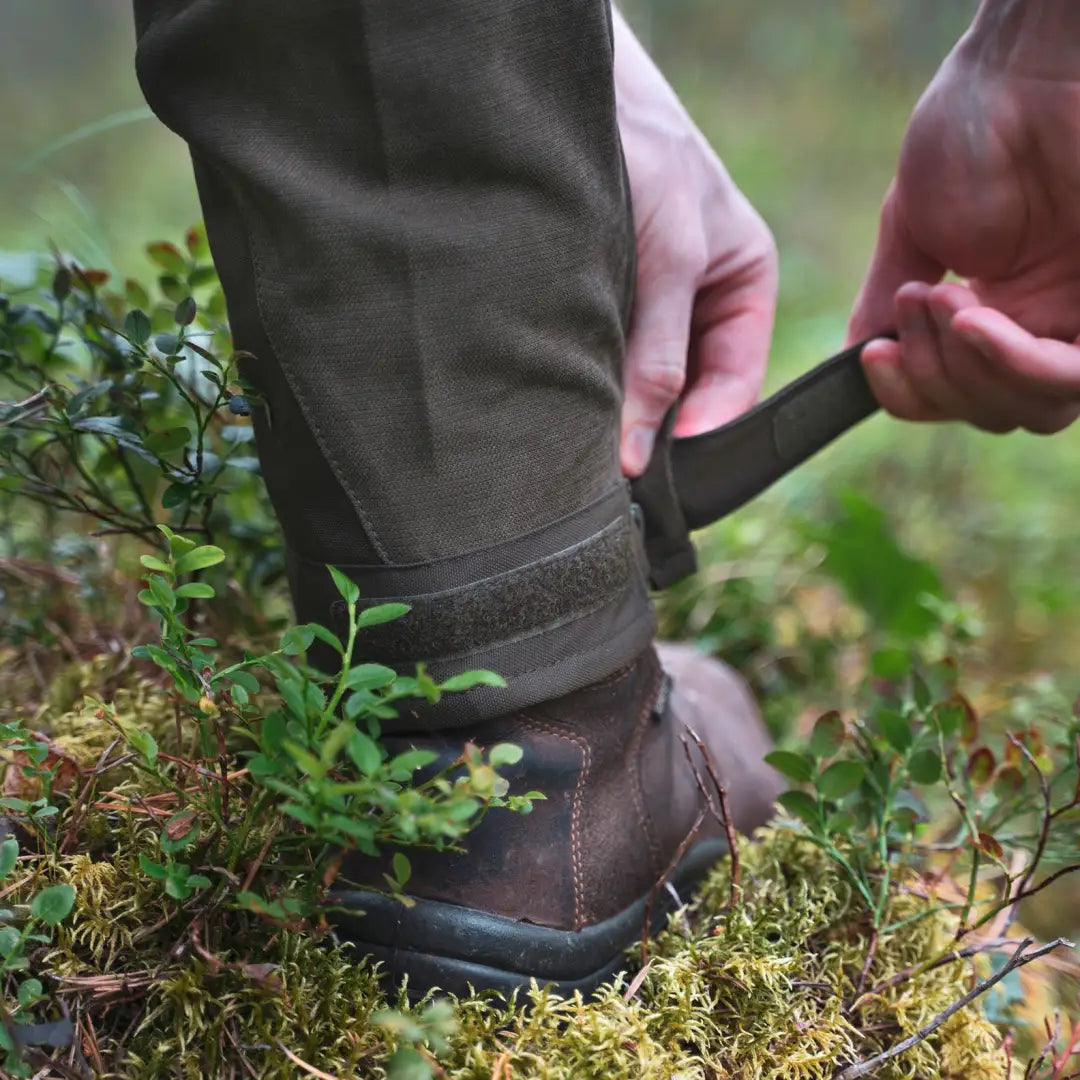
274, 1039, 344, 1080
834, 938, 1073, 1080
683, 725, 741, 907
641, 807, 705, 965
854, 937, 1026, 1008
1004, 732, 1053, 929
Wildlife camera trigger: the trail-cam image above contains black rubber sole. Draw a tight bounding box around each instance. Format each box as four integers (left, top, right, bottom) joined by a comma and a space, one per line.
328, 838, 728, 1001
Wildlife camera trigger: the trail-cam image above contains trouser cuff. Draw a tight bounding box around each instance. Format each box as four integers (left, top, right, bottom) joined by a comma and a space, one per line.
286, 484, 654, 728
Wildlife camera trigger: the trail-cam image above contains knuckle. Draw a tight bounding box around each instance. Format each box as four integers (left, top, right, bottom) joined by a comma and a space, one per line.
633, 359, 686, 404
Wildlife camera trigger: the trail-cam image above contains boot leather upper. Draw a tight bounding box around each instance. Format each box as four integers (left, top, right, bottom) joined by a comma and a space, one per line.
342, 645, 781, 932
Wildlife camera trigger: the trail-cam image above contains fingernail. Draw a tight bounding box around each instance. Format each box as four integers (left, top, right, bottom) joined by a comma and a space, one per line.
624, 424, 656, 475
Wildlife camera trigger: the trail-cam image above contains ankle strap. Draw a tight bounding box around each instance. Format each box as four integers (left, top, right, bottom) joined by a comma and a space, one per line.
630, 339, 888, 588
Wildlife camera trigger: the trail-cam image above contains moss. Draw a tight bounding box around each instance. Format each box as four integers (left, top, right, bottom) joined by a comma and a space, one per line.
31, 830, 1006, 1079
7, 659, 1012, 1078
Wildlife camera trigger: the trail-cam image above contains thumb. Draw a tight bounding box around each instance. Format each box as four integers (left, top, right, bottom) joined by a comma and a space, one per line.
620, 279, 694, 476
847, 184, 945, 345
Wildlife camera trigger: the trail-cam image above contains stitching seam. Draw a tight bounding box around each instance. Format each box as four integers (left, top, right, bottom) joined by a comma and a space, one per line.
632, 665, 663, 874
519, 717, 591, 930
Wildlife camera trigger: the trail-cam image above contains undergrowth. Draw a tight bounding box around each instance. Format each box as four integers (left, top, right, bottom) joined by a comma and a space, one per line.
2, 234, 1080, 1078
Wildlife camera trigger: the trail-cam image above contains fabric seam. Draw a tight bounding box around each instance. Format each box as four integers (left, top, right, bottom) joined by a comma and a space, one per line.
518, 717, 591, 931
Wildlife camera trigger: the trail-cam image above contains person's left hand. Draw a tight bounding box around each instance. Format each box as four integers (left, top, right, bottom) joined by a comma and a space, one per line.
614, 12, 778, 476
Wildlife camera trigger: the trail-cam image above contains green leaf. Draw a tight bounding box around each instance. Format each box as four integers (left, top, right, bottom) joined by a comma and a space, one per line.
174, 296, 197, 326
489, 743, 524, 768
17, 977, 42, 1008
306, 623, 344, 655
356, 602, 411, 629
144, 427, 191, 455
764, 750, 814, 784
387, 748, 438, 779
147, 241, 187, 276
123, 308, 152, 346
30, 884, 75, 926
52, 266, 72, 300
139, 554, 171, 575
908, 749, 943, 785
161, 482, 192, 510
247, 754, 281, 778
809, 711, 845, 758
877, 709, 913, 753
119, 723, 158, 768
260, 711, 288, 753
806, 491, 945, 641
283, 740, 327, 780
328, 565, 360, 606
281, 625, 315, 656
385, 1046, 434, 1080
392, 852, 412, 890
347, 731, 383, 776
230, 670, 260, 694
160, 811, 200, 854
147, 574, 176, 611
346, 664, 397, 692
870, 648, 910, 681
236, 892, 302, 922
912, 671, 933, 712
176, 582, 215, 599
777, 790, 821, 830
155, 331, 181, 355
138, 854, 168, 880
439, 669, 507, 693
174, 544, 225, 575
185, 874, 211, 890
817, 760, 865, 799
0, 837, 17, 880
0, 927, 20, 957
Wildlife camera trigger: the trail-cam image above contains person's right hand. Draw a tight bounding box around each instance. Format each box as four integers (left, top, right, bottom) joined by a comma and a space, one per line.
848, 13, 1080, 435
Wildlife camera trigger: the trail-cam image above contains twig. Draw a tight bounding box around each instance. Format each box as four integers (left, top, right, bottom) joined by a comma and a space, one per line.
1003, 732, 1053, 929
834, 938, 1073, 1080
851, 927, 879, 1006
683, 726, 741, 907
854, 936, 1026, 1008
274, 1040, 343, 1080
90, 525, 209, 538
641, 808, 705, 965
241, 823, 281, 894
61, 737, 122, 854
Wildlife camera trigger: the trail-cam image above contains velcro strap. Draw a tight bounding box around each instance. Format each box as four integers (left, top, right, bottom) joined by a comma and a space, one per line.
334, 514, 640, 663
631, 339, 888, 589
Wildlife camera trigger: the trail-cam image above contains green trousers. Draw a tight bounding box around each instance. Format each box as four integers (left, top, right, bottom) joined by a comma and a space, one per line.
133, 0, 653, 724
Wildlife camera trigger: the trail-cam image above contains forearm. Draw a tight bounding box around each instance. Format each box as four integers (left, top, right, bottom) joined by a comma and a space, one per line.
965, 0, 1080, 76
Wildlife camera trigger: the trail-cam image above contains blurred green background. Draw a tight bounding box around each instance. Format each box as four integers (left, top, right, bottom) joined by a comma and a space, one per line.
3, 0, 1079, 685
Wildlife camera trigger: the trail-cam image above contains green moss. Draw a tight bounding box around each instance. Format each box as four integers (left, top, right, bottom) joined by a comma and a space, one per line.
7, 661, 1011, 1078
30, 830, 1005, 1079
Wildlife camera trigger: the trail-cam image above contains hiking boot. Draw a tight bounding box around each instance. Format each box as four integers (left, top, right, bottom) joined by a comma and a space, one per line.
330, 641, 782, 999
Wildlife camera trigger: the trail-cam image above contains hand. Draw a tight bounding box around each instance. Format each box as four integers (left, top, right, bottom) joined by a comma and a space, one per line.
848, 16, 1080, 435
614, 12, 777, 476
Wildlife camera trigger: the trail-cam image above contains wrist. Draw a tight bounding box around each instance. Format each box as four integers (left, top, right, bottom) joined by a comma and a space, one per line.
965, 0, 1080, 77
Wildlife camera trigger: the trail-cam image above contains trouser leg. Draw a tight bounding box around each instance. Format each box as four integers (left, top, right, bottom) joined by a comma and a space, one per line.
132, 0, 652, 725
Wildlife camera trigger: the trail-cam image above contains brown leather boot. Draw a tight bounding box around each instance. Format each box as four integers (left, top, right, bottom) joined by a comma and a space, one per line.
331, 642, 782, 999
